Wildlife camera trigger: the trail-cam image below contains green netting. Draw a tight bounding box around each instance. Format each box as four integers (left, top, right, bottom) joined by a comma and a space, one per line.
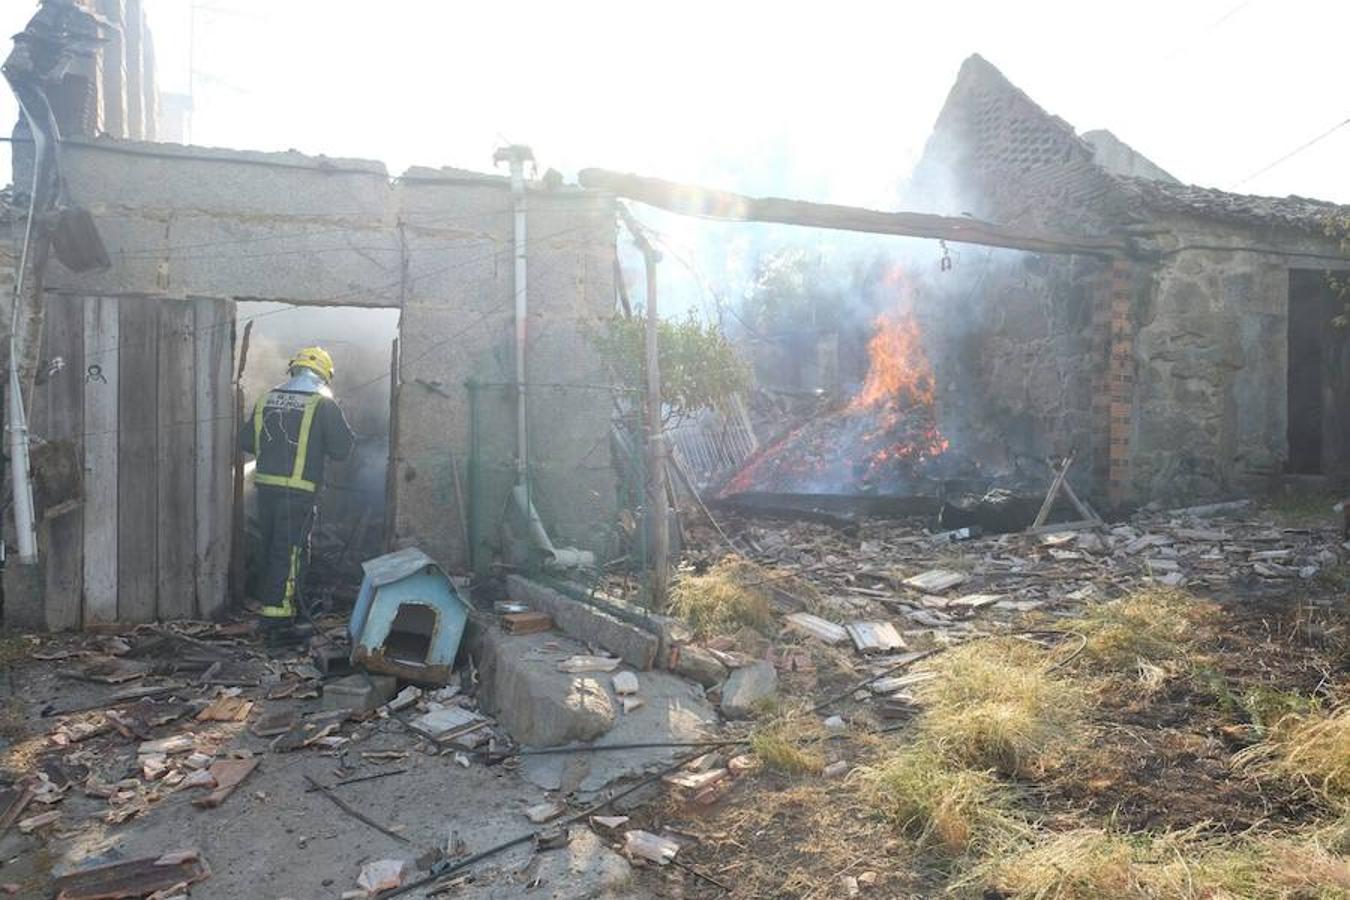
467, 380, 647, 602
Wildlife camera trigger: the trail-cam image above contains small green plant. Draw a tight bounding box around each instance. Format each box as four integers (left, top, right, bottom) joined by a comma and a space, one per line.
591, 313, 750, 425
750, 717, 825, 775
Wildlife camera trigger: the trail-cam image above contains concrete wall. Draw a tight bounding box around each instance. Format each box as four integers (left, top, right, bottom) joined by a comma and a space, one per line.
38, 141, 618, 585
1130, 217, 1350, 501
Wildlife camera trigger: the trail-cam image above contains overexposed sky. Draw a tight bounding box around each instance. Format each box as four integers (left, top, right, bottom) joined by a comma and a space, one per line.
2, 0, 1346, 207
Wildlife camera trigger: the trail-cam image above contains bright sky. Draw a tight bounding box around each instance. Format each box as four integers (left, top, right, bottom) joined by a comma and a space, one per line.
1, 0, 1346, 318
2, 0, 1346, 205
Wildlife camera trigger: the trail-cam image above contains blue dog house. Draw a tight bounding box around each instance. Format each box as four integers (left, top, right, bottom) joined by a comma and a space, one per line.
349, 548, 468, 684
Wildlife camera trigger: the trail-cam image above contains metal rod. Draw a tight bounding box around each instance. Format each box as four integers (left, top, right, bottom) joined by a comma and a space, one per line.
303, 774, 410, 844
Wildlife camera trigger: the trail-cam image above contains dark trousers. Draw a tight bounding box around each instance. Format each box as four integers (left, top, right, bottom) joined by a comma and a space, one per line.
256, 485, 316, 622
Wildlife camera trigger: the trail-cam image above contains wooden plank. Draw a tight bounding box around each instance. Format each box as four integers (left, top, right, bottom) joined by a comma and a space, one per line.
1031, 455, 1074, 529
117, 297, 158, 623
157, 300, 196, 620
228, 321, 253, 606
194, 298, 234, 619
577, 168, 1133, 258
42, 295, 85, 630
83, 297, 119, 625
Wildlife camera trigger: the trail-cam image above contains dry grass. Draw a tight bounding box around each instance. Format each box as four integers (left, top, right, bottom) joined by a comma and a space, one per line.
979, 827, 1350, 900
855, 745, 1024, 857
750, 716, 826, 775
670, 556, 777, 636
1236, 704, 1350, 807
1062, 587, 1211, 669
915, 638, 1088, 776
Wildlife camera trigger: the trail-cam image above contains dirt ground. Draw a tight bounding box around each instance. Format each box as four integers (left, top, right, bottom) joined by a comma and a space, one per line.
1, 495, 1347, 899
0, 630, 639, 899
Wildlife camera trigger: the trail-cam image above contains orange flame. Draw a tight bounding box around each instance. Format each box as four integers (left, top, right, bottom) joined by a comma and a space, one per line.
848, 311, 937, 412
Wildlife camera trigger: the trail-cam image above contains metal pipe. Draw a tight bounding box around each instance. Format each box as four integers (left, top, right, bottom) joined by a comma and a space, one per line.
6, 84, 50, 565
494, 145, 535, 486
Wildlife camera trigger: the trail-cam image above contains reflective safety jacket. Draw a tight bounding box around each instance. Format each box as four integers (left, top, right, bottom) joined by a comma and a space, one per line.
239, 375, 354, 493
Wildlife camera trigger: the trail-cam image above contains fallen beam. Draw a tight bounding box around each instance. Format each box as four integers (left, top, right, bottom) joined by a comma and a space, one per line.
712, 491, 940, 524
578, 168, 1134, 258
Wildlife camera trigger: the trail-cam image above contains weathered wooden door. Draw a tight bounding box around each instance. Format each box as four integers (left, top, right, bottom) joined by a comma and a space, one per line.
32, 294, 236, 628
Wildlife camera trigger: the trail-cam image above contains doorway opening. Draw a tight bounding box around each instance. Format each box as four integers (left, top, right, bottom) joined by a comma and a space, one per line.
383, 603, 437, 666
237, 302, 400, 609
1287, 269, 1350, 477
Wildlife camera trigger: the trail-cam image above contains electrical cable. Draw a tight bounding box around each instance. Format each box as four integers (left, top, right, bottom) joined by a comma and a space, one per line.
1234, 116, 1350, 187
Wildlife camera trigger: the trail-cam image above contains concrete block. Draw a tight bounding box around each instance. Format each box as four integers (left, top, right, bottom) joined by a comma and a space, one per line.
720, 662, 778, 719
322, 673, 397, 713
474, 628, 616, 747
672, 645, 727, 688
506, 576, 658, 670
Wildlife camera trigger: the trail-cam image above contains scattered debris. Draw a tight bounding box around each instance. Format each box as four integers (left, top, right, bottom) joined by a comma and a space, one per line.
720, 661, 778, 718
845, 621, 906, 653
502, 611, 554, 635
525, 800, 566, 824
17, 810, 61, 833
193, 758, 259, 809
611, 671, 640, 695
52, 850, 210, 900
902, 569, 967, 593
784, 612, 849, 644
624, 830, 680, 865
356, 858, 409, 895
557, 655, 622, 674
196, 694, 254, 722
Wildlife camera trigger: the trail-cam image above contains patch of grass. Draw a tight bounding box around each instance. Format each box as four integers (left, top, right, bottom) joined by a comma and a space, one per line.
670, 556, 776, 636
855, 745, 1024, 856
977, 828, 1140, 899
750, 717, 825, 775
979, 827, 1350, 900
1243, 686, 1324, 737
1063, 587, 1210, 668
915, 638, 1088, 777
1236, 704, 1350, 806
1266, 490, 1340, 527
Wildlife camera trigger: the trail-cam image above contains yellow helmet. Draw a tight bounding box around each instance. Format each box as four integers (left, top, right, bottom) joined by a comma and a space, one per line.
289, 346, 334, 383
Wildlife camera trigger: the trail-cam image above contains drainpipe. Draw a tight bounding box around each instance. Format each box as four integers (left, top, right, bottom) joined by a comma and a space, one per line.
493, 144, 535, 486
491, 146, 593, 571
5, 85, 52, 566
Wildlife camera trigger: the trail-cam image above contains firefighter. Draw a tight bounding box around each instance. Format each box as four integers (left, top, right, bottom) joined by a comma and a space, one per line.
239, 346, 353, 639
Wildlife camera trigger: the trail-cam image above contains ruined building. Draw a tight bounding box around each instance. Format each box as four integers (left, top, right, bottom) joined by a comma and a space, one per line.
908, 55, 1349, 504
3, 3, 618, 630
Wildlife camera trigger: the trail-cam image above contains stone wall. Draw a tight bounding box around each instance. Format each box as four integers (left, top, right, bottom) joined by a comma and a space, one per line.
915, 250, 1106, 494
1129, 216, 1350, 501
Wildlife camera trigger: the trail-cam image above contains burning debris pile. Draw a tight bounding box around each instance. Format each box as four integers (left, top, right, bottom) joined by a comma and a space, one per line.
724, 308, 965, 498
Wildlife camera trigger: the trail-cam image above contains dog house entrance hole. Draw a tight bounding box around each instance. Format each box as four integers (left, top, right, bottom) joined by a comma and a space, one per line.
384, 604, 437, 666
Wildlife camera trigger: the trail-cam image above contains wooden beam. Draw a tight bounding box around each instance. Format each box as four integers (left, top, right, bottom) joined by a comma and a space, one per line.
578, 168, 1133, 259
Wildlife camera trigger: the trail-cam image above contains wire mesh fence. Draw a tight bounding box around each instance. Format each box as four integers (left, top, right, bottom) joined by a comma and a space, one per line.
466, 380, 649, 601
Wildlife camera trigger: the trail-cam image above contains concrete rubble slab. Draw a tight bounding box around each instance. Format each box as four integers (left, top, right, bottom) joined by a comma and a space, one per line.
475, 629, 617, 748
720, 661, 778, 719
507, 576, 660, 670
